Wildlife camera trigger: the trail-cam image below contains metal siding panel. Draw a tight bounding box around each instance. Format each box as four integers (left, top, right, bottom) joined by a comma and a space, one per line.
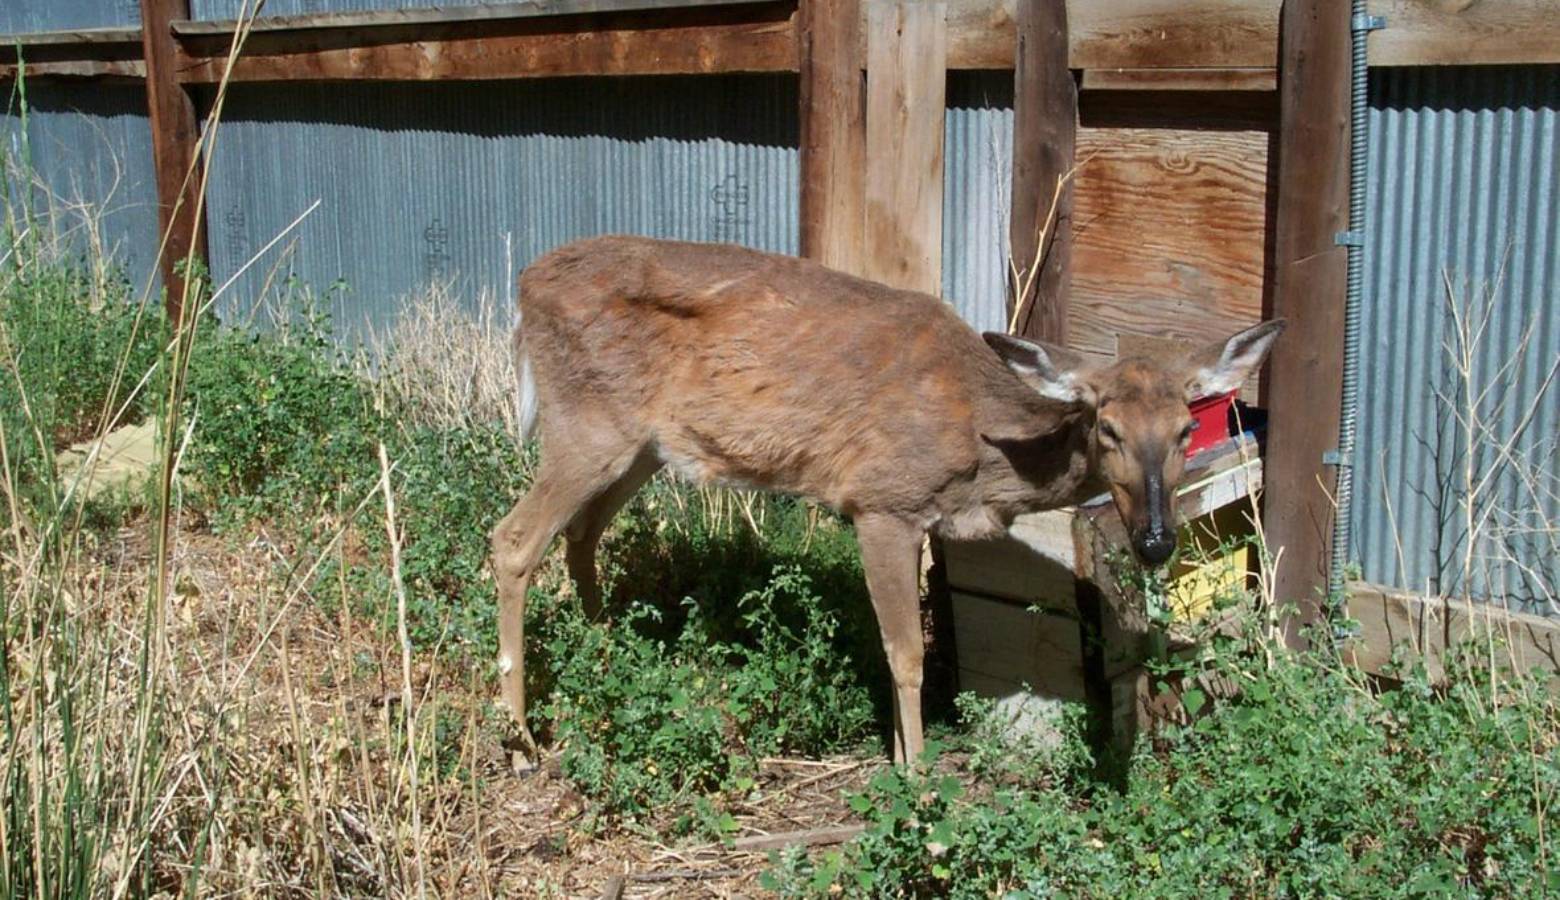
942, 71, 1013, 334
1354, 65, 1559, 614
2, 81, 161, 295
0, 0, 136, 33
203, 76, 797, 340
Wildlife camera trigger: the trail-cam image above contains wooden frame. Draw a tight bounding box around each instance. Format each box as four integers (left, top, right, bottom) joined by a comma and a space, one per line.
1263, 0, 1352, 639
140, 0, 207, 322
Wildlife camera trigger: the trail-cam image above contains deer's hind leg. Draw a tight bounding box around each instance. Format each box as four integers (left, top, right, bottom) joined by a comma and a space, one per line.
491, 435, 643, 768
564, 451, 662, 619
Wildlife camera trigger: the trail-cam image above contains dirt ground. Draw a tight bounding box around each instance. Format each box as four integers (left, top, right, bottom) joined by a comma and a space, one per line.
86, 517, 889, 898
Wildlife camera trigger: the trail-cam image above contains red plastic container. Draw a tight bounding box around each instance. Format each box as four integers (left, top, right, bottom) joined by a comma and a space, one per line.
1186, 391, 1236, 457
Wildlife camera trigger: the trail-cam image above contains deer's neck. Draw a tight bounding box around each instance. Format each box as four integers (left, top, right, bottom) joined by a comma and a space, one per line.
933, 409, 1103, 540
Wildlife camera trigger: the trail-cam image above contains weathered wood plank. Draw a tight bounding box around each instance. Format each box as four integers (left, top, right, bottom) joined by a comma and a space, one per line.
1009, 0, 1076, 342
171, 0, 776, 34
1346, 583, 1560, 684
1068, 127, 1270, 372
1081, 66, 1276, 91
0, 60, 145, 78
1367, 0, 1560, 66
140, 0, 207, 322
0, 27, 143, 45
174, 3, 798, 82
1264, 0, 1350, 642
944, 511, 1078, 608
951, 591, 1088, 701
863, 0, 946, 294
940, 0, 1282, 70
798, 0, 866, 274
0, 27, 147, 80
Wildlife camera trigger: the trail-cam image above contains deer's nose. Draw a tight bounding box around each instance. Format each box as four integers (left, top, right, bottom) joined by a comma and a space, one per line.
1134, 528, 1175, 566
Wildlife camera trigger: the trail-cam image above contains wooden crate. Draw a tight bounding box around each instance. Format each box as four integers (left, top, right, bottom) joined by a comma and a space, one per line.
946, 435, 1263, 750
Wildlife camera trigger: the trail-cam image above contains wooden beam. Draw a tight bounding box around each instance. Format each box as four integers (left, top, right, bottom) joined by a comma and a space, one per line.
173, 3, 799, 82
1009, 0, 1075, 343
1367, 0, 1560, 66
797, 0, 865, 274
1081, 67, 1276, 92
0, 60, 145, 79
941, 0, 1283, 70
863, 0, 947, 295
1263, 0, 1350, 644
140, 0, 208, 322
0, 27, 144, 45
1345, 583, 1560, 685
0, 27, 146, 80
171, 0, 775, 34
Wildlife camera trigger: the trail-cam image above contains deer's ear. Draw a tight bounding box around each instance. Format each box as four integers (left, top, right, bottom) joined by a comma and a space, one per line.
983, 332, 1095, 406
1182, 319, 1287, 401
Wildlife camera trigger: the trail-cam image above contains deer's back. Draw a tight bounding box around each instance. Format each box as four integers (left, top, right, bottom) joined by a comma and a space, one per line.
519, 236, 1013, 517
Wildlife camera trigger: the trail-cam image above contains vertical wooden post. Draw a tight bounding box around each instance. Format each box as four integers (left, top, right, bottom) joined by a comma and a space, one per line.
798, 0, 865, 275
1009, 0, 1075, 343
863, 0, 946, 294
1265, 0, 1351, 641
140, 0, 207, 322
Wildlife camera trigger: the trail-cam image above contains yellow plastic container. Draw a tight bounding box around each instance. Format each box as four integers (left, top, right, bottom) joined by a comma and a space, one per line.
1166, 504, 1255, 622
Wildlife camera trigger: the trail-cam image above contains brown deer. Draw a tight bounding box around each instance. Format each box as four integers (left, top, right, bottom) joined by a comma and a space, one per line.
492, 235, 1284, 765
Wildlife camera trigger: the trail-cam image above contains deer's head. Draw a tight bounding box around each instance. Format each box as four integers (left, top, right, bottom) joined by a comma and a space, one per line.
985, 320, 1285, 566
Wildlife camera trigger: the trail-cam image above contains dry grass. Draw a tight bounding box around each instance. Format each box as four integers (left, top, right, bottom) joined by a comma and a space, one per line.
361, 282, 523, 440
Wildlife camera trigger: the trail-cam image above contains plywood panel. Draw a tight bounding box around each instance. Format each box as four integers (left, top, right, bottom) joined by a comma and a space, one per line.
1068, 127, 1269, 376
863, 0, 946, 293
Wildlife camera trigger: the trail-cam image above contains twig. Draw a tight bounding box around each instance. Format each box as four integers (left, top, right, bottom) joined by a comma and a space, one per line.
1007, 151, 1097, 335
730, 824, 865, 852
379, 443, 426, 900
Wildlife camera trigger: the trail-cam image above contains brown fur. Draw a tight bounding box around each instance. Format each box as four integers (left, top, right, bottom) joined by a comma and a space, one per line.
490, 235, 1284, 765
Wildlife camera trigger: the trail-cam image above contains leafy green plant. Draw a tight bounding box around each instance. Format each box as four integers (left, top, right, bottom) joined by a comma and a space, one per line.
769, 644, 1559, 899
535, 566, 878, 829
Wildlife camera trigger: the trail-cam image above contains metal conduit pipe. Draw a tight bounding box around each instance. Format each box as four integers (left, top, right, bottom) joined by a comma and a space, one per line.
1327, 0, 1379, 613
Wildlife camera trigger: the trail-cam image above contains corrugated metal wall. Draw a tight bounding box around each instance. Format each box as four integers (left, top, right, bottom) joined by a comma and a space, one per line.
0, 0, 136, 33
202, 76, 798, 337
943, 71, 1013, 334
1354, 65, 1558, 614
2, 81, 162, 293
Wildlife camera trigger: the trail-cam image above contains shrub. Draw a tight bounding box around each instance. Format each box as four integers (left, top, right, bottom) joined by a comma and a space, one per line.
536, 565, 878, 829
181, 312, 380, 519
348, 424, 530, 652
0, 264, 163, 517
767, 647, 1560, 899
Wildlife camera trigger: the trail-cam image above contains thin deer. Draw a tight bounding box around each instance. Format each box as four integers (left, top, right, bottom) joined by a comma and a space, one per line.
492, 235, 1284, 765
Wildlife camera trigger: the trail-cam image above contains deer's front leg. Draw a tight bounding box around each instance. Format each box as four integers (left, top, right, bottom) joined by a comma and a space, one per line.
855, 513, 928, 765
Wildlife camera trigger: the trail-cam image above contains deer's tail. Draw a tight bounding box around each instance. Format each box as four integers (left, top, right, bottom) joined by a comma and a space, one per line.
512, 316, 539, 444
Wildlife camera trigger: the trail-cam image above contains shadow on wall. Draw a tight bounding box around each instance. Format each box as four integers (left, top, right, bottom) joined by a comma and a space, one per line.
197, 75, 801, 147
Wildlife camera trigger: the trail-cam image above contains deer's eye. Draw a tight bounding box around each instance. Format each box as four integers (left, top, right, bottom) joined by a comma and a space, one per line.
1099, 421, 1123, 445
1179, 421, 1199, 443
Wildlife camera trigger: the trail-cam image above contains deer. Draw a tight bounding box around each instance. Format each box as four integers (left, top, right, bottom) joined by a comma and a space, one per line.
491, 235, 1285, 766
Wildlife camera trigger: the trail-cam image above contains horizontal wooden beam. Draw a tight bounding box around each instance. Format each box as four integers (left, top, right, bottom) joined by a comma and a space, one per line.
0, 59, 145, 79
1367, 0, 1560, 66
1346, 582, 1560, 685
0, 26, 143, 45
4, 0, 1558, 85
173, 1, 799, 82
170, 0, 775, 34
0, 29, 147, 79
1081, 66, 1276, 92
943, 0, 1281, 70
